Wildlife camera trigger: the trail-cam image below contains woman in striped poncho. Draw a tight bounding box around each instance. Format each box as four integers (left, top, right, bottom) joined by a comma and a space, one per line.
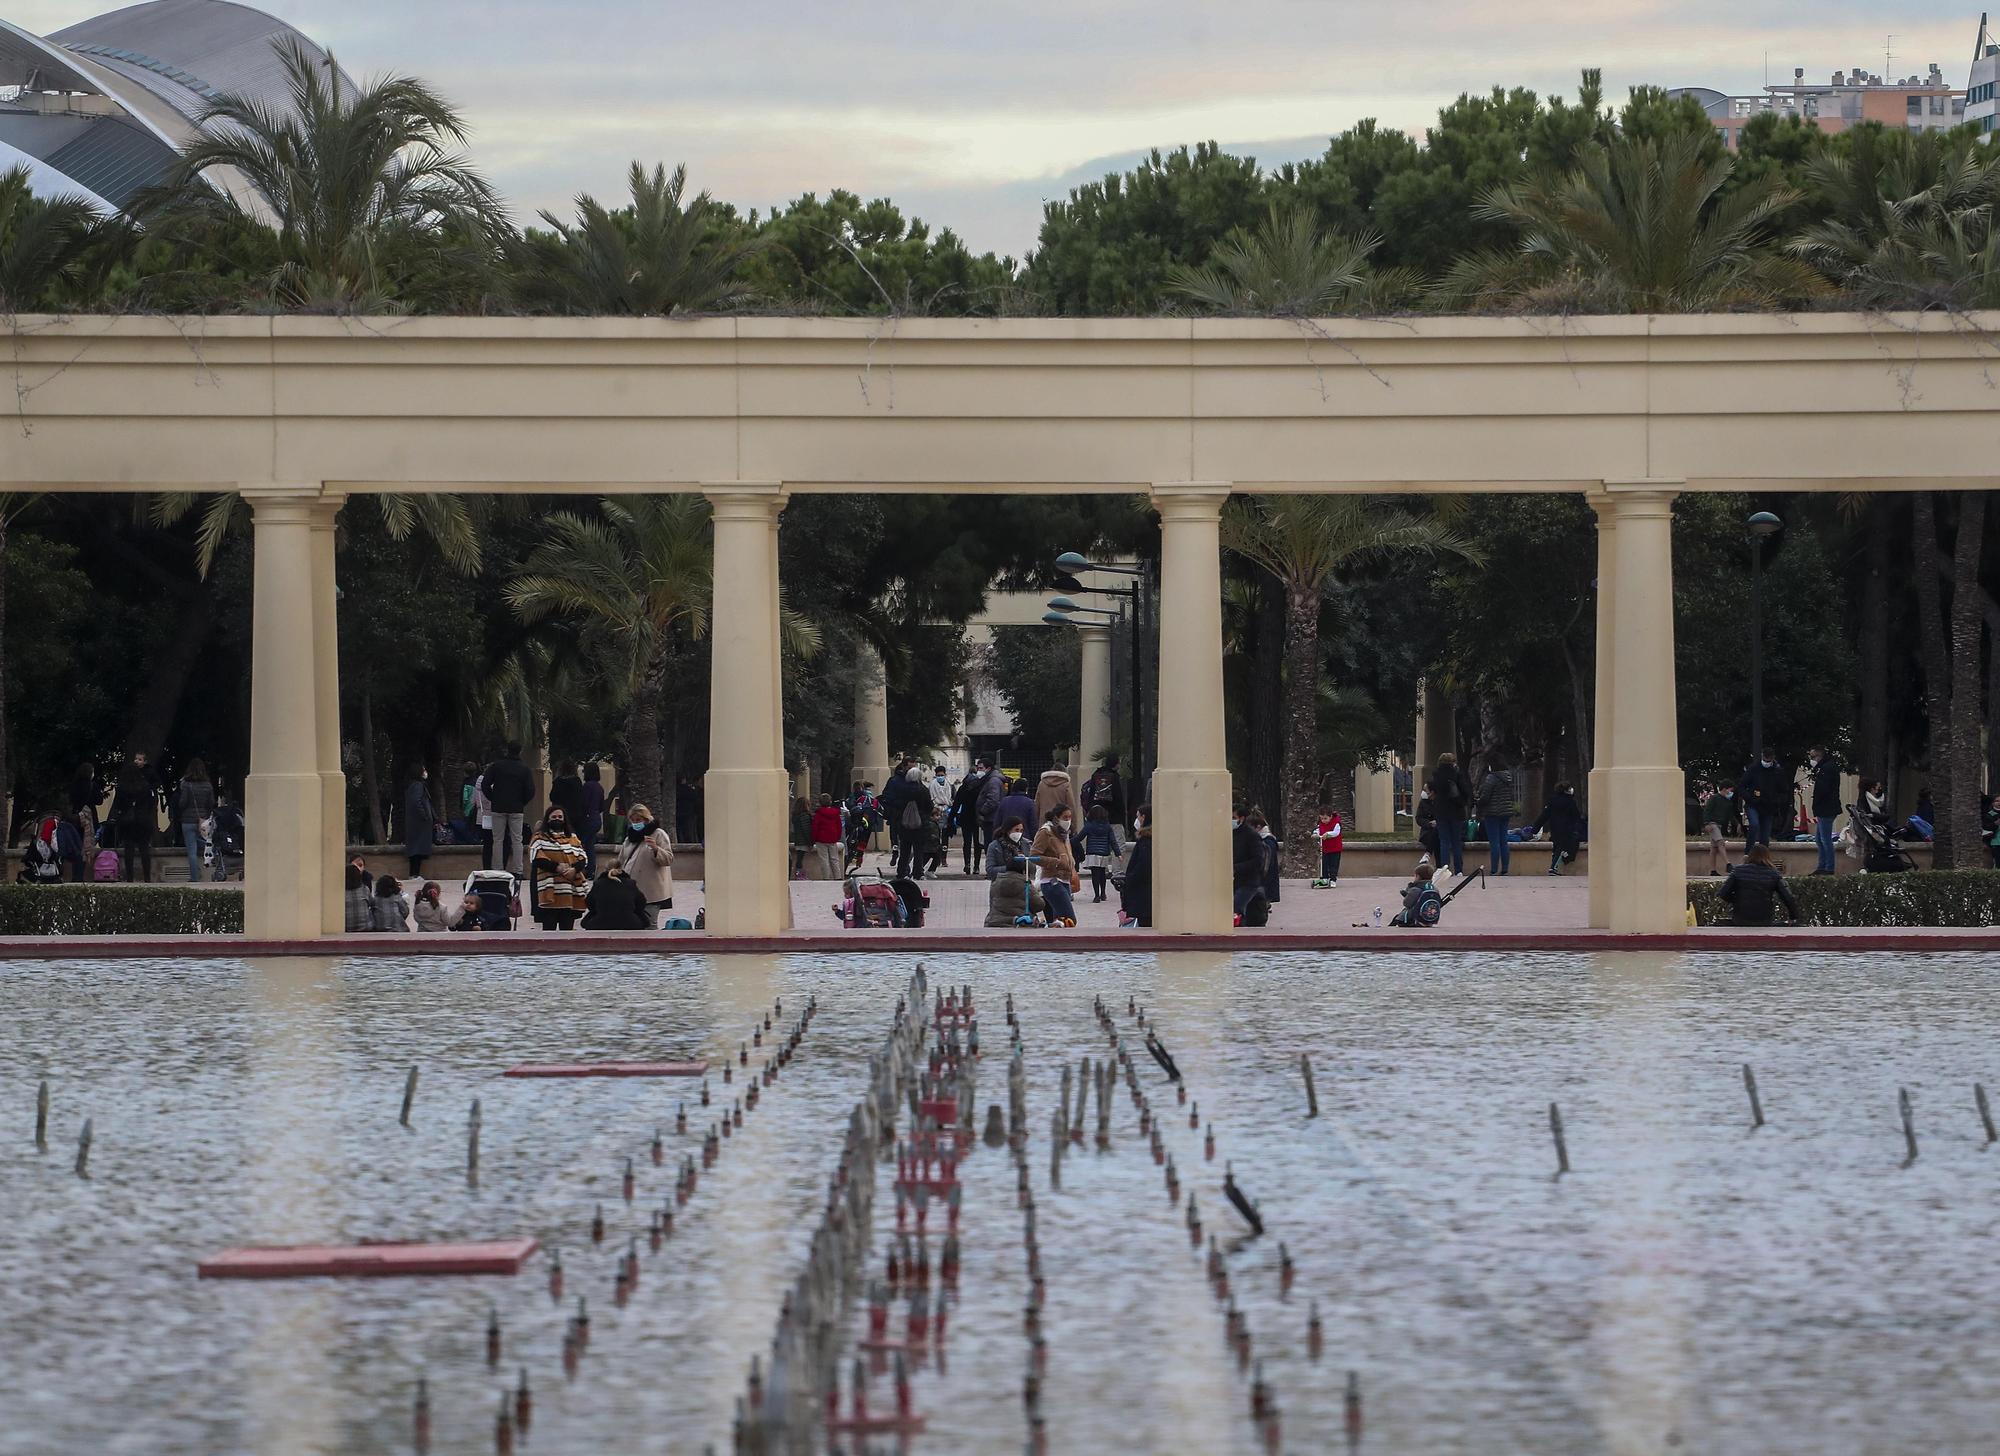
529, 809, 589, 931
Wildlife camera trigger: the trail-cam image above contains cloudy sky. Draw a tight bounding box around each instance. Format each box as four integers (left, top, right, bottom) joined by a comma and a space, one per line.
12, 1, 1978, 256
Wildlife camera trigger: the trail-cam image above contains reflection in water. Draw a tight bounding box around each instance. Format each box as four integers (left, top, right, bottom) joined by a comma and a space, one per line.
3, 949, 1999, 1455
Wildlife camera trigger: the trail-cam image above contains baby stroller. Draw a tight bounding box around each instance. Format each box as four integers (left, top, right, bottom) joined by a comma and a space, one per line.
463, 868, 521, 929
1847, 804, 1915, 874
833, 869, 930, 929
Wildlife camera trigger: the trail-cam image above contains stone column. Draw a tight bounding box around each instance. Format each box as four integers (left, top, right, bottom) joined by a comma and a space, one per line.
1586, 491, 1619, 929
1592, 484, 1687, 934
851, 642, 893, 793
1076, 623, 1113, 778
308, 496, 345, 933
1149, 483, 1233, 933
1354, 763, 1395, 833
244, 489, 327, 940
704, 484, 792, 934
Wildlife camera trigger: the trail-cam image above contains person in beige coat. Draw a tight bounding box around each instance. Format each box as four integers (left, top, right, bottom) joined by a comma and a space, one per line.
618, 802, 675, 927
1032, 767, 1078, 829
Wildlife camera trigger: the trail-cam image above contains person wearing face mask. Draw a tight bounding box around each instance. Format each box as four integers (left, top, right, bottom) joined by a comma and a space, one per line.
986, 816, 1028, 880
1117, 805, 1152, 927
528, 808, 588, 930
984, 852, 1048, 927
618, 802, 676, 927
1738, 748, 1789, 848
1030, 809, 1080, 925
1805, 746, 1842, 875
1230, 805, 1264, 917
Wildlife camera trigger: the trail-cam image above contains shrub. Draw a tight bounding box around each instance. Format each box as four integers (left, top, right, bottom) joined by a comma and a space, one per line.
0, 883, 244, 935
1690, 870, 2000, 928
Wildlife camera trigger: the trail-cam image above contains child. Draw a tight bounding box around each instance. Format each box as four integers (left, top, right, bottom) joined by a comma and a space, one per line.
1080, 803, 1124, 902
369, 874, 412, 932
1311, 804, 1343, 887
1389, 859, 1439, 927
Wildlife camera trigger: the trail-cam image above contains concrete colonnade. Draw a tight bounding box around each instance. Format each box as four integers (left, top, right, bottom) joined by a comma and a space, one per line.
236, 476, 1691, 939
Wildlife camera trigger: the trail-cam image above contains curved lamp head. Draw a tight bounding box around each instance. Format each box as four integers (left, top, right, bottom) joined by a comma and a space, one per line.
1047, 596, 1081, 612
1041, 611, 1073, 626
1055, 551, 1091, 571
1747, 510, 1782, 538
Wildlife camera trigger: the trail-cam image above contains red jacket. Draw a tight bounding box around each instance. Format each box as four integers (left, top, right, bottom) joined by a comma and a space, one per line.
810, 805, 845, 844
1315, 814, 1343, 851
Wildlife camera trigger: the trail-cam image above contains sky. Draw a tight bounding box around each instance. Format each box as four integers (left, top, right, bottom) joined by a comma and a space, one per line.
10, 1, 1981, 257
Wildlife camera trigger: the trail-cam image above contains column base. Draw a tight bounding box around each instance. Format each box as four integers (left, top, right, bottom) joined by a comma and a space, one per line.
246, 771, 325, 940
1592, 766, 1687, 934
1150, 768, 1233, 934
703, 768, 794, 935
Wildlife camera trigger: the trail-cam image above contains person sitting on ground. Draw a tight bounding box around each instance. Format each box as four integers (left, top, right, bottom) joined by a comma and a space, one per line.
1030, 807, 1080, 924
411, 880, 453, 932
451, 891, 506, 931
1717, 843, 1799, 927
344, 861, 373, 932
369, 874, 412, 932
985, 816, 1028, 880
1118, 804, 1153, 927
984, 853, 1047, 927
581, 863, 651, 930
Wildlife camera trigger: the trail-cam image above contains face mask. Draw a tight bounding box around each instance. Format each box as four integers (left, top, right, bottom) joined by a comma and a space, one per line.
1232, 819, 1242, 830
628, 820, 649, 838
1058, 820, 1072, 834
936, 774, 945, 782
1010, 830, 1025, 844
1134, 818, 1145, 831
548, 818, 565, 831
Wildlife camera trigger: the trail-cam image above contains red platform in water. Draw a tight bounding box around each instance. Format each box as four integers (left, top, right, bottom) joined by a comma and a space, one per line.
198, 1237, 540, 1279
503, 1061, 709, 1078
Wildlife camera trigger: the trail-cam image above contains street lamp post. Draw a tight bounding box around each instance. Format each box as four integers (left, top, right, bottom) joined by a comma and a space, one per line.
1747, 511, 1782, 764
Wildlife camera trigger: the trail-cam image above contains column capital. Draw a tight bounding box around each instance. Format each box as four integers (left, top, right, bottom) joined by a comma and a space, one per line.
1150, 481, 1232, 521
1075, 621, 1113, 640
702, 481, 788, 521
1586, 480, 1681, 520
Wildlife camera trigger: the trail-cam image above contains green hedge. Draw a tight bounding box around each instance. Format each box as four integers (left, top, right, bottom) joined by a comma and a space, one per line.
1689, 869, 2000, 927
0, 883, 244, 935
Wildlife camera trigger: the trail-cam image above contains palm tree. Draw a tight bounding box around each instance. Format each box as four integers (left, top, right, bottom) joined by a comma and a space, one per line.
149, 37, 505, 310
1165, 204, 1416, 314
507, 495, 821, 811
513, 163, 764, 315
1221, 497, 1481, 872
1437, 131, 1823, 312
0, 164, 123, 312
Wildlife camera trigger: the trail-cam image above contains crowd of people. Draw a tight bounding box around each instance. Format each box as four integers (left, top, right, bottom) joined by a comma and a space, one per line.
16, 755, 245, 886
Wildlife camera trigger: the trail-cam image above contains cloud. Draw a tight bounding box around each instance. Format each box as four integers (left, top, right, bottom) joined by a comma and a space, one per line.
8, 0, 1979, 254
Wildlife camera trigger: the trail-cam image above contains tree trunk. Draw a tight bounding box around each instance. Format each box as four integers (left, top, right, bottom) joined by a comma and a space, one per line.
1279, 581, 1323, 876
1246, 569, 1284, 825
359, 687, 387, 845
122, 588, 217, 762
1855, 497, 1892, 780
624, 654, 668, 816
1944, 493, 1987, 867
1910, 492, 1958, 865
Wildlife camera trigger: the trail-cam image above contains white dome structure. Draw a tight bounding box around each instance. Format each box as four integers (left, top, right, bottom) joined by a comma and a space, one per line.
0, 0, 352, 215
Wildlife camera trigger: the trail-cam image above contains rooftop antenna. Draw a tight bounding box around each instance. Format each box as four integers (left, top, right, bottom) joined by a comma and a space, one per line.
1884, 34, 1896, 79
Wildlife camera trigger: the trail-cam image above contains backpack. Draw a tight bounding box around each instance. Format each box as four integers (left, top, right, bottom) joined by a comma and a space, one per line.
900, 799, 922, 831
92, 849, 121, 882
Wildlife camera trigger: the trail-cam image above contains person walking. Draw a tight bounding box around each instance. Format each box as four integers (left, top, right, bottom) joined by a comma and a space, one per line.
1718, 844, 1799, 926
1701, 783, 1739, 875
1531, 782, 1586, 875
974, 758, 1005, 860
174, 759, 215, 884
111, 757, 158, 883
1030, 807, 1080, 924
369, 874, 412, 932
1311, 804, 1342, 887
810, 793, 844, 880
618, 803, 675, 927
1081, 755, 1127, 828
481, 742, 536, 878
1033, 765, 1079, 831
1118, 805, 1153, 928
404, 767, 435, 879
1738, 748, 1787, 847
1805, 746, 1842, 875
953, 761, 988, 874
1474, 753, 1518, 876
528, 808, 588, 931
580, 762, 607, 875
1080, 803, 1124, 902
1428, 753, 1473, 876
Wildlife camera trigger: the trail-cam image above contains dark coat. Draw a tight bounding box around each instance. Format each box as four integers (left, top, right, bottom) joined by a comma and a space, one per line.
975, 769, 1005, 829
1474, 767, 1518, 818
1533, 791, 1586, 849
405, 778, 435, 856
1231, 820, 1262, 889
110, 767, 155, 832
581, 871, 651, 929
984, 870, 1046, 927
548, 772, 587, 829
1429, 763, 1473, 818
1119, 831, 1153, 926
482, 756, 536, 814
996, 791, 1037, 835
175, 777, 215, 827
1738, 759, 1790, 821
1719, 860, 1799, 926
1082, 768, 1126, 824
1808, 756, 1843, 818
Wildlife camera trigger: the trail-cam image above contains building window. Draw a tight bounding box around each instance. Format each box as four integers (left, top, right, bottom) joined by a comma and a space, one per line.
1908, 95, 1923, 112
1931, 95, 1946, 115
